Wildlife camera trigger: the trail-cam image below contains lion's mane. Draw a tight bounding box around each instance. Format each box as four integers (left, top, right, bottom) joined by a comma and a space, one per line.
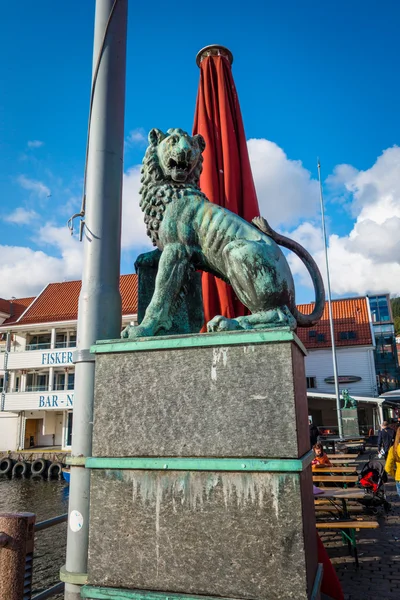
139, 137, 207, 246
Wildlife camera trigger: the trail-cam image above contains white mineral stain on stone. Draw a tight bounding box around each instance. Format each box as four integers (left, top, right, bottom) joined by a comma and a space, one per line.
243, 345, 255, 354
211, 347, 228, 381
250, 395, 268, 400
130, 471, 284, 520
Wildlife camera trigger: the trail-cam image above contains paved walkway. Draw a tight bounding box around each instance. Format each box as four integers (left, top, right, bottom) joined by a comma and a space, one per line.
320, 451, 400, 600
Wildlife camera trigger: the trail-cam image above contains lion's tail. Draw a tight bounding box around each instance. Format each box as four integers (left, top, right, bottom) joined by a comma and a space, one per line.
252, 216, 325, 327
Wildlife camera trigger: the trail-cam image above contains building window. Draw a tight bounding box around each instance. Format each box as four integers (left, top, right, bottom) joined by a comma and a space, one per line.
306, 377, 316, 389
369, 295, 390, 323
26, 373, 48, 392
27, 334, 51, 351
340, 331, 357, 340
317, 333, 325, 342
66, 412, 73, 447
54, 372, 65, 391
309, 330, 317, 338
68, 373, 75, 390
56, 331, 77, 349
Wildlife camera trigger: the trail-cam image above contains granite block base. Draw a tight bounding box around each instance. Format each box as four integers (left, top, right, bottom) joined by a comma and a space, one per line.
87, 468, 317, 600
342, 409, 360, 437
91, 329, 309, 459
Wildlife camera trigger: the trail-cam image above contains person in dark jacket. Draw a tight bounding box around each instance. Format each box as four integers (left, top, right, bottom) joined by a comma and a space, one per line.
309, 422, 320, 448
378, 421, 395, 458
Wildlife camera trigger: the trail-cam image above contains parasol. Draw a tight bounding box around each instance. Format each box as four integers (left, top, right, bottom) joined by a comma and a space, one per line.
193, 44, 260, 327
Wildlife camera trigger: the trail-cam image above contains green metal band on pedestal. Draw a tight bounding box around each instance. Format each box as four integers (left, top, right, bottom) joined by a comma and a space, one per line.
85, 451, 313, 472
91, 327, 307, 356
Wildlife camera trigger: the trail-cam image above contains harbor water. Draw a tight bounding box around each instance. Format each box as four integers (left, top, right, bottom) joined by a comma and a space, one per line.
0, 476, 69, 598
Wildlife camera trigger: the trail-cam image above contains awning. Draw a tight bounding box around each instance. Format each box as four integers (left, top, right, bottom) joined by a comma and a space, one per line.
307, 391, 384, 406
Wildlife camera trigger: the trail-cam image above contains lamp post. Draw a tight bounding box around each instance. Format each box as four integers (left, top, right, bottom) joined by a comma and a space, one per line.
63, 2, 127, 598
317, 160, 344, 439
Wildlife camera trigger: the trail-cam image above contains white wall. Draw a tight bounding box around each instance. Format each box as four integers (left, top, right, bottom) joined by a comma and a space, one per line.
0, 412, 19, 451
305, 346, 377, 397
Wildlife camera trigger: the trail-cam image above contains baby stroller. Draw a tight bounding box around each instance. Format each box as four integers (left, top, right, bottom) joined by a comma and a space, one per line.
358, 458, 391, 514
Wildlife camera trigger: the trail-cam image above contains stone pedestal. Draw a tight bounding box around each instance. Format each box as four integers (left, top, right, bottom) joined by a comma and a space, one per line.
83, 329, 322, 600
342, 408, 360, 437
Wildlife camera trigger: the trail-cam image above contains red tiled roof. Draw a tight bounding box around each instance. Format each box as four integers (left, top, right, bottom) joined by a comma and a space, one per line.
296, 297, 372, 349
2, 297, 35, 326
13, 275, 138, 326
0, 298, 10, 315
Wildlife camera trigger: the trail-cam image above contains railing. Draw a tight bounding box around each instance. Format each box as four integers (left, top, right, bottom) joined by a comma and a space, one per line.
26, 343, 52, 351
0, 512, 68, 599
25, 385, 49, 392
55, 341, 76, 349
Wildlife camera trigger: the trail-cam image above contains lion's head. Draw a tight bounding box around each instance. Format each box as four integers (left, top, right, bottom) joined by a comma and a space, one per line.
143, 128, 205, 185
139, 128, 207, 246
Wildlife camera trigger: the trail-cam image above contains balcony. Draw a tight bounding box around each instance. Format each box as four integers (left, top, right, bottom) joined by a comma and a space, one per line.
26, 342, 52, 351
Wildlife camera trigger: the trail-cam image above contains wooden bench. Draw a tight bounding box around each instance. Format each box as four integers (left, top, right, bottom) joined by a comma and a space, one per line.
327, 454, 358, 459
315, 504, 363, 514
316, 520, 379, 568
312, 475, 358, 485
312, 467, 357, 473
328, 459, 358, 465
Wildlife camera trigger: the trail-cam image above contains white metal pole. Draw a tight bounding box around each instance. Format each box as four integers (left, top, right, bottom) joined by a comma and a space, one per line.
317, 160, 344, 439
63, 2, 127, 598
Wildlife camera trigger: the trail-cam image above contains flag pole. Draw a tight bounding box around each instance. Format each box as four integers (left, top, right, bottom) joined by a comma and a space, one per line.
317, 159, 344, 439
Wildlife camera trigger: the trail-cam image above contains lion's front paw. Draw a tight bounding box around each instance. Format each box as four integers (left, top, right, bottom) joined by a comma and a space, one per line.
207, 315, 244, 333
121, 324, 154, 339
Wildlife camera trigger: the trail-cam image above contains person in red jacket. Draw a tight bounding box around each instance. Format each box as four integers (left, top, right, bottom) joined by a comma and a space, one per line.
312, 442, 332, 467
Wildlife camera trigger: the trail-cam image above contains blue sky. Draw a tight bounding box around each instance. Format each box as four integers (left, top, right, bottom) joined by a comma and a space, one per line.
1, 1, 400, 303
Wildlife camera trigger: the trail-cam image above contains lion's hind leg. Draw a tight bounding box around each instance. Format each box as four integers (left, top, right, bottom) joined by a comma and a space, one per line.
206, 239, 297, 332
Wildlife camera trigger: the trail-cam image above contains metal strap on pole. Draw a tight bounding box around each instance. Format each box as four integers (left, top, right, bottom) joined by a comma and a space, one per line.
318, 159, 344, 439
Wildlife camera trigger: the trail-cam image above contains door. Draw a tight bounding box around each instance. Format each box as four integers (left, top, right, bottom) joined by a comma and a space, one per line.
24, 419, 37, 449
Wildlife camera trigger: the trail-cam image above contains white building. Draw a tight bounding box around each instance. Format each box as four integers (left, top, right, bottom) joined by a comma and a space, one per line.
0, 276, 138, 451
297, 296, 380, 434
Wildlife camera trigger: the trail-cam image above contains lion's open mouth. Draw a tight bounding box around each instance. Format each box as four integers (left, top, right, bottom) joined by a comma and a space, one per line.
168, 158, 190, 172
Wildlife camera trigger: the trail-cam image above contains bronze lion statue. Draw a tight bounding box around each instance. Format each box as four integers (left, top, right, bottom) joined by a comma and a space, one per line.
122, 128, 325, 339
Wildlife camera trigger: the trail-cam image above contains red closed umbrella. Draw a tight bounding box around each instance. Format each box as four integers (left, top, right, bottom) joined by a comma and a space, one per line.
193, 45, 260, 328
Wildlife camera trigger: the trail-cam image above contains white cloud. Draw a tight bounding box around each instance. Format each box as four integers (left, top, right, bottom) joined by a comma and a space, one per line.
37, 224, 83, 279
0, 246, 71, 298
247, 138, 319, 228
5, 139, 398, 301
0, 225, 84, 298
17, 175, 50, 198
285, 146, 400, 297
27, 140, 44, 148
121, 166, 152, 250
248, 140, 400, 297
4, 207, 39, 225
125, 128, 147, 147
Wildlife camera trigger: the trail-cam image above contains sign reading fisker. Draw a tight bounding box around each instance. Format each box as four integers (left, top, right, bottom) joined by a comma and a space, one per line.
41, 351, 73, 365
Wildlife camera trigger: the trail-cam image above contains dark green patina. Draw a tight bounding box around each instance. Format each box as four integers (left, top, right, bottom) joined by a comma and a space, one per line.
342, 388, 358, 409
122, 128, 325, 339
135, 249, 203, 335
